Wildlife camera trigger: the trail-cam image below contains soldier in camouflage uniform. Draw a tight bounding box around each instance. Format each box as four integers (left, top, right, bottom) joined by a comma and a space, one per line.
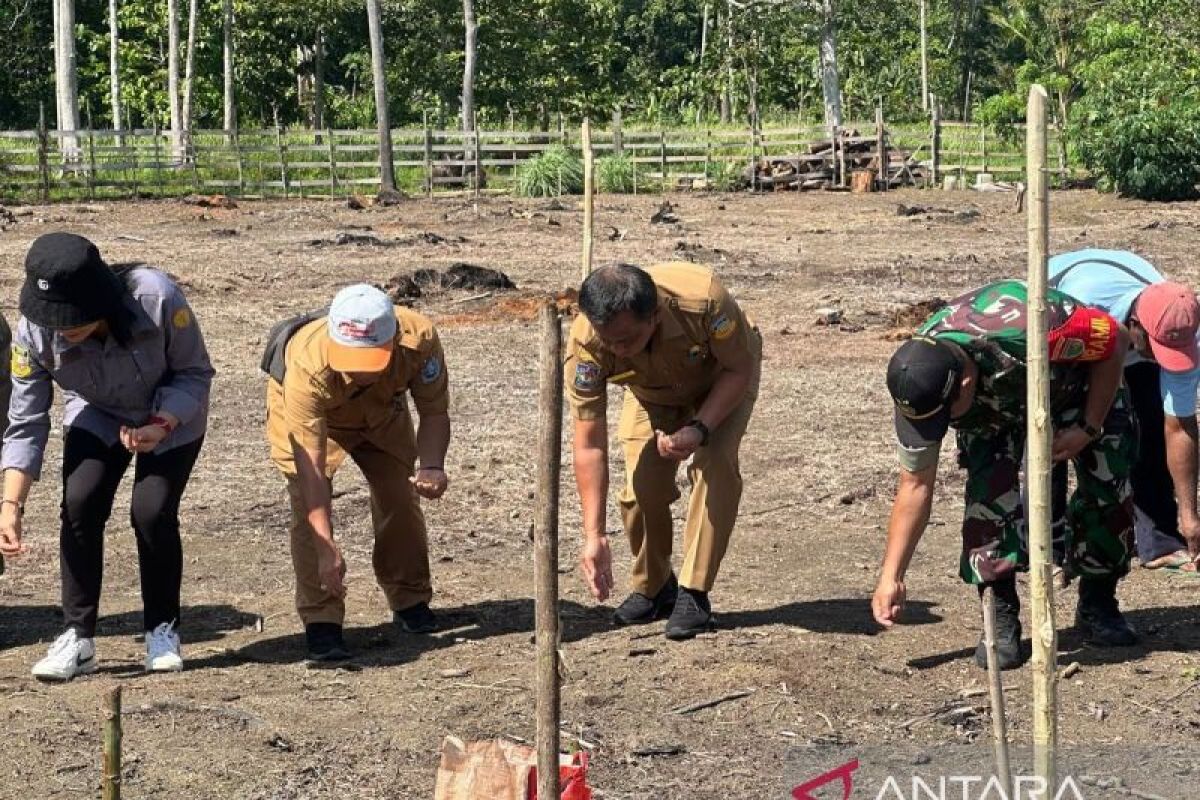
871, 280, 1137, 670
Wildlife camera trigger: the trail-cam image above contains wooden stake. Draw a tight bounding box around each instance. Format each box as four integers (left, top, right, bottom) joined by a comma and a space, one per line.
534, 300, 564, 800
981, 588, 1012, 793
930, 98, 941, 188
423, 111, 433, 199
326, 128, 337, 196
473, 110, 482, 204
1025, 82, 1057, 789
37, 102, 50, 203
581, 118, 595, 281
102, 686, 122, 800
659, 129, 668, 193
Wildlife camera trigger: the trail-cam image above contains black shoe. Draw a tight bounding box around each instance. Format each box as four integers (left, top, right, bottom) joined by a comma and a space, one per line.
665, 587, 714, 641
613, 574, 678, 626
394, 602, 437, 634
975, 579, 1027, 670
1076, 577, 1138, 646
305, 622, 351, 662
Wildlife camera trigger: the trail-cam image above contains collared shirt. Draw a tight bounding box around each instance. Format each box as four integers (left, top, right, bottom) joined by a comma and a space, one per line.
565, 262, 755, 420
1049, 248, 1200, 417
266, 307, 449, 469
2, 267, 214, 479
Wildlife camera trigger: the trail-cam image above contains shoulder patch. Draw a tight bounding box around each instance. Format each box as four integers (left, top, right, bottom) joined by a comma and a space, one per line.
573, 360, 602, 392
420, 355, 442, 384
172, 308, 192, 329
10, 344, 31, 379
710, 313, 737, 341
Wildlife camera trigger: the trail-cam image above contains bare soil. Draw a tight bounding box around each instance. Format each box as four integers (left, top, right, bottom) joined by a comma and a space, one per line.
0, 189, 1198, 799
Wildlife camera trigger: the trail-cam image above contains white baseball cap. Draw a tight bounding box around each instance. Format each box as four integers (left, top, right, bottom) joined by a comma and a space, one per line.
327, 284, 397, 372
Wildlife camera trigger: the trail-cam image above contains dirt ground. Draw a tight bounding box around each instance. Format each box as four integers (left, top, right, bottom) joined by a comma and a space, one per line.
0, 188, 1198, 800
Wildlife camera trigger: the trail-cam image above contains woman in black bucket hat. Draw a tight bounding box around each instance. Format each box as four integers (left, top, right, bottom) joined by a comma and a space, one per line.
0, 232, 215, 681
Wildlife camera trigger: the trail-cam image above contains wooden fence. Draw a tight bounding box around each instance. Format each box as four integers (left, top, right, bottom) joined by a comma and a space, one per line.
0, 116, 1070, 203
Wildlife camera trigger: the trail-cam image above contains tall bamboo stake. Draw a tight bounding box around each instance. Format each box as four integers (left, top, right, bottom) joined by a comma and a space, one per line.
102, 686, 122, 800
534, 301, 563, 800
1025, 83, 1057, 788
981, 588, 1012, 792
581, 118, 595, 280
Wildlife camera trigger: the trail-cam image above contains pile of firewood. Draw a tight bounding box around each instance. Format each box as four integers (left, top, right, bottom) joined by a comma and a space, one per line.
742, 129, 927, 192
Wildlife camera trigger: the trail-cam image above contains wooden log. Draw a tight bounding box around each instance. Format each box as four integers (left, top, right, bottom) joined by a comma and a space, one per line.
850, 169, 874, 193
581, 118, 594, 280
534, 300, 564, 800
1026, 83, 1057, 789
102, 686, 122, 800
982, 588, 1013, 793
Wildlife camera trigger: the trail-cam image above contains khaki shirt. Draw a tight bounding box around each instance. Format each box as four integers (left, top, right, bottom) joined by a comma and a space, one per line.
566, 262, 754, 420
266, 307, 448, 471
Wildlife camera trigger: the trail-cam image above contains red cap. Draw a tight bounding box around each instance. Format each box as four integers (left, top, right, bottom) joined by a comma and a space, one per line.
1136, 282, 1200, 372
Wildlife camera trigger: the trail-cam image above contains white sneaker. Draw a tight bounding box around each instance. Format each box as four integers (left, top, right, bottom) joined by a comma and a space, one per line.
32, 629, 98, 681
145, 621, 184, 672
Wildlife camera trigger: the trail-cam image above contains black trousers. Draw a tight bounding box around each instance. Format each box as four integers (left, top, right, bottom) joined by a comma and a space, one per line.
60, 428, 203, 637
1125, 361, 1187, 555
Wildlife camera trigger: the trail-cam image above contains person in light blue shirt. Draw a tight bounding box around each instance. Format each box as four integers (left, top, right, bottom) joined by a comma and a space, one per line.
1049, 249, 1200, 571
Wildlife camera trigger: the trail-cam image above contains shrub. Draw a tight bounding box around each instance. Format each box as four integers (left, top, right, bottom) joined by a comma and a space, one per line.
1077, 107, 1200, 201
515, 145, 583, 197
597, 155, 635, 193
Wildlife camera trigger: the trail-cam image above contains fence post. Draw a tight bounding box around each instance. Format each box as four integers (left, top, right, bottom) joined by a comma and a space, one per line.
659, 129, 667, 192
473, 111, 482, 202
876, 102, 887, 191
326, 128, 337, 196
704, 129, 712, 184
930, 98, 941, 188
747, 123, 757, 193
85, 101, 97, 200
612, 107, 623, 156
981, 124, 988, 175
276, 123, 290, 198
423, 112, 433, 198
233, 126, 245, 196
37, 102, 50, 203
153, 120, 165, 197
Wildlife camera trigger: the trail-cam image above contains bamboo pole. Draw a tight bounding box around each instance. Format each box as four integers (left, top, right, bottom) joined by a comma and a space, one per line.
102, 686, 122, 800
581, 118, 595, 281
981, 588, 1012, 793
1025, 82, 1057, 789
534, 300, 564, 800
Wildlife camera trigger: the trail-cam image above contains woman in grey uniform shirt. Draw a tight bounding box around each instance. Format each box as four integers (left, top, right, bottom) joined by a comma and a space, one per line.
0, 233, 214, 681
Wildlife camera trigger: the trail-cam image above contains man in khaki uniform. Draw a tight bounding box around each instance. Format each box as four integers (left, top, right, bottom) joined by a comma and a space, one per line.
265, 284, 451, 661
567, 262, 760, 640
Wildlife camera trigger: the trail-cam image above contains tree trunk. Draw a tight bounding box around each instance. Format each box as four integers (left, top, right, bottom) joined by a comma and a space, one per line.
314, 27, 326, 131
182, 0, 199, 158
365, 0, 396, 191
55, 0, 81, 158
919, 0, 929, 112
697, 2, 709, 123
109, 0, 122, 136
461, 0, 478, 162
167, 0, 182, 160
819, 0, 842, 131
720, 1, 733, 124
222, 0, 235, 138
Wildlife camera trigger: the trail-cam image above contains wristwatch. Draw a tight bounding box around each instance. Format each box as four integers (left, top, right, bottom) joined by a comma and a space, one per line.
687, 419, 711, 447
1079, 421, 1102, 440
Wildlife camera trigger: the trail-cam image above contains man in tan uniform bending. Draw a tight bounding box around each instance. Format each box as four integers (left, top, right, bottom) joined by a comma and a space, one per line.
265, 284, 451, 661
567, 262, 760, 640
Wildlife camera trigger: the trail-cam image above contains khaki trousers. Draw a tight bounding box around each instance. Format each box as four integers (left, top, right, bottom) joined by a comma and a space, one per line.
617, 338, 760, 596
284, 431, 431, 626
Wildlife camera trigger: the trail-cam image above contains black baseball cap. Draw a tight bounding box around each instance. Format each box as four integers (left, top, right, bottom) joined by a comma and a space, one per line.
886, 335, 964, 448
19, 233, 126, 329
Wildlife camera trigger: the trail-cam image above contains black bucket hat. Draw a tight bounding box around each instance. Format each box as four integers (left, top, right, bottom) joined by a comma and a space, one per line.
19, 233, 127, 330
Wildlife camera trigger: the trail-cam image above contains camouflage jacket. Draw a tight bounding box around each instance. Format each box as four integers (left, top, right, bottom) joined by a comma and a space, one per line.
917, 279, 1119, 434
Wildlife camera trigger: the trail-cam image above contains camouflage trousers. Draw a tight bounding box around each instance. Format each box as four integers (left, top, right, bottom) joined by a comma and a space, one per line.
956, 388, 1135, 585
